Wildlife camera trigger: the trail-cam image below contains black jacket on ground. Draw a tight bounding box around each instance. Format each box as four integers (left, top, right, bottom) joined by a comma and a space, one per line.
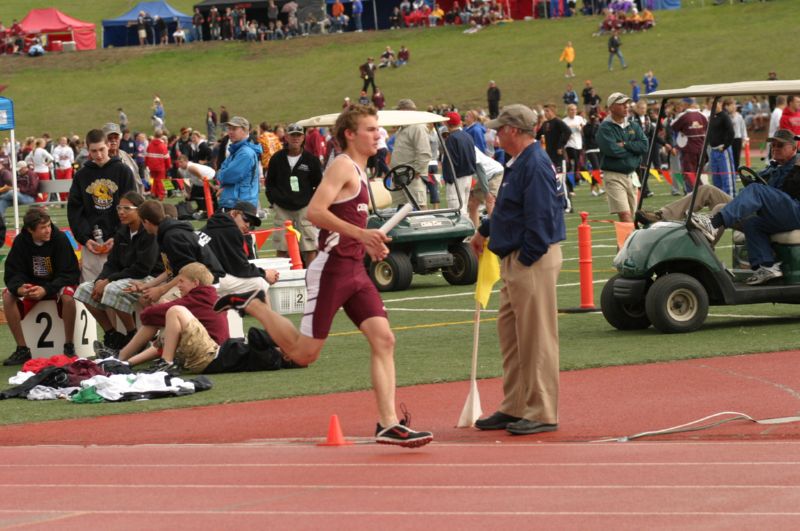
67, 157, 137, 245
200, 212, 262, 279
157, 218, 225, 282
98, 224, 162, 282
265, 149, 323, 210
4, 225, 80, 297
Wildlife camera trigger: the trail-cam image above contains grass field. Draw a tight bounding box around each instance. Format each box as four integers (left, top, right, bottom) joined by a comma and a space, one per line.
0, 1, 797, 138
2, 1, 800, 425
4, 177, 800, 425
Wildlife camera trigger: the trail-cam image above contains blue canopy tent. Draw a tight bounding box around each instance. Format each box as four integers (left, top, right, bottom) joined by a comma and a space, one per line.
102, 1, 193, 48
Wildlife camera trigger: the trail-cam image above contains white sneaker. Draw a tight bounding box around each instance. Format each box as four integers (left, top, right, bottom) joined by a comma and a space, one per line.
691, 213, 719, 243
598, 188, 606, 195
745, 263, 783, 285
591, 190, 598, 197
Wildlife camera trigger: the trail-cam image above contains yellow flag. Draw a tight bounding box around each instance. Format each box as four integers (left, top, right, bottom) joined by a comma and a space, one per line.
286, 225, 301, 242
474, 240, 501, 309
580, 171, 593, 184
649, 168, 663, 183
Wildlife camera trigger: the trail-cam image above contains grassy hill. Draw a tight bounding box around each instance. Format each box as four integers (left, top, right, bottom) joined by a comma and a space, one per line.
0, 0, 797, 138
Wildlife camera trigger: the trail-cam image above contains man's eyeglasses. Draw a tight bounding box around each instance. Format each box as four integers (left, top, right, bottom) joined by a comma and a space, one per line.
116, 205, 138, 212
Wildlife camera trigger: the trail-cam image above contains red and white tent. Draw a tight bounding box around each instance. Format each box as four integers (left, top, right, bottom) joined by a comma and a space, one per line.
19, 8, 96, 51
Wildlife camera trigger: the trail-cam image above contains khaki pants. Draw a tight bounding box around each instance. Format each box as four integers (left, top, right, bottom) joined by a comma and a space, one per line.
496, 244, 562, 424
658, 185, 732, 221
604, 170, 637, 216
390, 177, 428, 209
80, 250, 108, 283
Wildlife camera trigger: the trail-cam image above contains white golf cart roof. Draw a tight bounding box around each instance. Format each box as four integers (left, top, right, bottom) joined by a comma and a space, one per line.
649, 80, 800, 99
296, 110, 447, 128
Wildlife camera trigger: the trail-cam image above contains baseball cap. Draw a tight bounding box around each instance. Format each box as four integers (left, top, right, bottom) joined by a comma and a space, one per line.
486, 104, 538, 132
232, 201, 262, 227
225, 116, 250, 130
102, 122, 122, 137
286, 123, 304, 135
768, 129, 799, 145
446, 112, 462, 127
438, 125, 449, 136
16, 161, 28, 171
607, 92, 632, 107
396, 98, 417, 110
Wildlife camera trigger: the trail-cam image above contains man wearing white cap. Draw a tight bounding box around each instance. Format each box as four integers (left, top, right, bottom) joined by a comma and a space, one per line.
596, 92, 649, 222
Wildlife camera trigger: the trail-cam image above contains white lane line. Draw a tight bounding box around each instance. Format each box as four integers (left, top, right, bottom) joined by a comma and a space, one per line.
1, 484, 799, 490
2, 462, 799, 468
386, 308, 498, 313
1, 509, 799, 516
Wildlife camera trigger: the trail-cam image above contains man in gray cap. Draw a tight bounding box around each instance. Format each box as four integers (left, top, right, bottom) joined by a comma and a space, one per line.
217, 116, 263, 210
103, 122, 142, 194
389, 98, 431, 208
596, 92, 648, 222
470, 104, 566, 436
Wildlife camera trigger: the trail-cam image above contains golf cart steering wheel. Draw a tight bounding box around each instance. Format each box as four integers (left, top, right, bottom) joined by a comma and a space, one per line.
383, 164, 422, 211
738, 166, 768, 187
384, 164, 417, 192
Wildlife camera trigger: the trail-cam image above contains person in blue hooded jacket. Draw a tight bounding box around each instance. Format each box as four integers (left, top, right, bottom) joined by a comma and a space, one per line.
217, 116, 263, 209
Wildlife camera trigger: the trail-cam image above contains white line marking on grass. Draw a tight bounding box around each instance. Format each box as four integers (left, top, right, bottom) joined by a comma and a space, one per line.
562, 254, 617, 262
384, 279, 608, 303
386, 308, 498, 313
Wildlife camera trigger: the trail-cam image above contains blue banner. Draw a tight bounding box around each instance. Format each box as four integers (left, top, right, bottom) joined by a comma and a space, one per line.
0, 97, 14, 131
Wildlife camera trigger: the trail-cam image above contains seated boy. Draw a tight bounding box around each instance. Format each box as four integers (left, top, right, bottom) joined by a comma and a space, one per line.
200, 201, 279, 296
128, 200, 225, 306
120, 262, 228, 371
3, 207, 80, 365
74, 191, 161, 354
121, 263, 297, 374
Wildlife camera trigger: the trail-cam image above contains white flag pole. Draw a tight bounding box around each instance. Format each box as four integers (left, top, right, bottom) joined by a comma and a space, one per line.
10, 128, 18, 233
457, 300, 483, 427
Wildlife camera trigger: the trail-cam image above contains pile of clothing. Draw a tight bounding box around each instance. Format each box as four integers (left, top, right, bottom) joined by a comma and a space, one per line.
1, 356, 212, 402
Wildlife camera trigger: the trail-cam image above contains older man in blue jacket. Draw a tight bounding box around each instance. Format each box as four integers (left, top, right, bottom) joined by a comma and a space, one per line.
470, 104, 567, 436
217, 116, 263, 209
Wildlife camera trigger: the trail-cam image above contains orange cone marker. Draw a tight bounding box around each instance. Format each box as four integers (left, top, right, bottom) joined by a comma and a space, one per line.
317, 414, 354, 446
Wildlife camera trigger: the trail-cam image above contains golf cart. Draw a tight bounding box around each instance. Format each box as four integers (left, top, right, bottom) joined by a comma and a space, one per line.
601, 80, 800, 333
296, 110, 478, 292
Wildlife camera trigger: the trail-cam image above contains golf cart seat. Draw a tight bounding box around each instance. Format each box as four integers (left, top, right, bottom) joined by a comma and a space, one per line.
770, 230, 800, 245
730, 230, 800, 245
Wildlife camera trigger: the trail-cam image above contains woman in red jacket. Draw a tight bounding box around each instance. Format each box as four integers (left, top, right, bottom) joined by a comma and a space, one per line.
145, 132, 171, 200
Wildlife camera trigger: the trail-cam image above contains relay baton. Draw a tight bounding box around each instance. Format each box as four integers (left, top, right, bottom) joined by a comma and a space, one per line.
379, 203, 414, 234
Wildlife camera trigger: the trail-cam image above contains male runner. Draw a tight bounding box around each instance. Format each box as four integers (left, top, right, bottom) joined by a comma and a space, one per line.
217, 104, 433, 448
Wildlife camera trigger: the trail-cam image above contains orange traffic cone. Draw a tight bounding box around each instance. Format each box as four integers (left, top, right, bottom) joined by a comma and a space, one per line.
317, 414, 354, 446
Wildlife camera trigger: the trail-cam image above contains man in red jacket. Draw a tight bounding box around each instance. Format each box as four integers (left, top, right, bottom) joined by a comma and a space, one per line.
145, 130, 171, 200
779, 95, 800, 139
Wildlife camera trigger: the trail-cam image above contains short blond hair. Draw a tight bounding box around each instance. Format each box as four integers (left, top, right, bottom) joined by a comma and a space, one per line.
178, 263, 213, 286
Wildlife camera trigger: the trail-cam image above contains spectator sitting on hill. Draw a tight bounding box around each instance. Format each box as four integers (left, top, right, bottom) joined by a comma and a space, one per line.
429, 3, 445, 26
396, 45, 410, 66
389, 7, 403, 29
379, 46, 396, 68
0, 161, 38, 219
358, 90, 370, 105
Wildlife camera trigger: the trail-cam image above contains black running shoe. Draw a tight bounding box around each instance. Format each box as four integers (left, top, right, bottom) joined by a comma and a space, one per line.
375, 423, 434, 448
63, 343, 76, 357
103, 330, 127, 350
93, 340, 119, 360
144, 358, 181, 375
3, 346, 31, 366
214, 290, 266, 315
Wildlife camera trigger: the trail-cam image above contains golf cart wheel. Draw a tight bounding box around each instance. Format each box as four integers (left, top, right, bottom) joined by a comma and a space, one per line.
442, 243, 478, 285
368, 251, 413, 292
600, 275, 651, 330
645, 273, 709, 333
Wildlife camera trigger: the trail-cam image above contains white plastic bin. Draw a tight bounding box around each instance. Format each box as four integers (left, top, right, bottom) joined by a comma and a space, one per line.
268, 269, 307, 315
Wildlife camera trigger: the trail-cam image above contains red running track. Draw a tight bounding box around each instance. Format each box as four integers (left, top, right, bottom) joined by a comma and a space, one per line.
2, 351, 800, 528
2, 442, 800, 529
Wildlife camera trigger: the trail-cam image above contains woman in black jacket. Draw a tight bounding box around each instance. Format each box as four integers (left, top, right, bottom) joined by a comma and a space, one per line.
73, 191, 161, 352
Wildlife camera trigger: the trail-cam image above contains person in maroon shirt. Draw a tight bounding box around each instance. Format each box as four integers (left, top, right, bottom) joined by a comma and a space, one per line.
117, 263, 228, 370
779, 95, 800, 139
216, 105, 434, 448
